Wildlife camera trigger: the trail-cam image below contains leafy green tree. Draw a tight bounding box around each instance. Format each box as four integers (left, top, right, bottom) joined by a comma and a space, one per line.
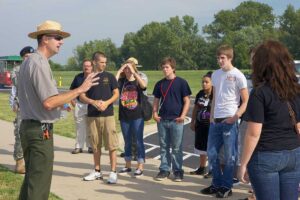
203, 1, 275, 40
73, 39, 120, 70
279, 5, 300, 59
120, 32, 137, 62
65, 57, 79, 71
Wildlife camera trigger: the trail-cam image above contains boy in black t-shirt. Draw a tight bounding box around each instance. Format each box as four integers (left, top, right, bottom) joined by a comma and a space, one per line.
80, 52, 119, 184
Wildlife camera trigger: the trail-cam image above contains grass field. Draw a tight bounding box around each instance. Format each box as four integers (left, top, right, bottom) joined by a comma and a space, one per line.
0, 93, 155, 139
0, 165, 62, 200
53, 70, 212, 95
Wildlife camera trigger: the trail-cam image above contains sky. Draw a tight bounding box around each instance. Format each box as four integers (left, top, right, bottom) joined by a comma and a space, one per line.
0, 0, 299, 64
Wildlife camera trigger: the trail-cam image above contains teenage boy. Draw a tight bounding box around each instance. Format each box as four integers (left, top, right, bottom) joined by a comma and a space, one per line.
201, 45, 248, 198
80, 51, 119, 184
152, 57, 191, 182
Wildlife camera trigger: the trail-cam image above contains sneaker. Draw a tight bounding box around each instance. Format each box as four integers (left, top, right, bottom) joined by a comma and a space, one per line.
189, 167, 205, 175
118, 167, 132, 174
87, 147, 93, 154
216, 187, 232, 198
107, 171, 117, 184
233, 178, 240, 186
204, 171, 213, 179
134, 169, 143, 177
173, 171, 183, 182
200, 185, 219, 195
83, 170, 103, 181
71, 148, 83, 154
154, 171, 170, 181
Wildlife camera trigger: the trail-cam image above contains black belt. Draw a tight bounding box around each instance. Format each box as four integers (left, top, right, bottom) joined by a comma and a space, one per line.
22, 119, 41, 123
22, 119, 53, 129
214, 118, 227, 123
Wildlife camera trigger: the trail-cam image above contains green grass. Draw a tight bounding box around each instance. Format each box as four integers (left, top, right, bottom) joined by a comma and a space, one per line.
0, 165, 62, 200
0, 93, 157, 138
54, 70, 250, 96
53, 70, 211, 95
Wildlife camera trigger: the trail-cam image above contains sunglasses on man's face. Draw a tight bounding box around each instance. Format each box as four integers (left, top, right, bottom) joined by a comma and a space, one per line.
46, 34, 64, 41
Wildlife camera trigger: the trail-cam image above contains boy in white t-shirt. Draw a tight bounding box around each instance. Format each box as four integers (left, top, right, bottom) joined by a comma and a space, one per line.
201, 45, 248, 198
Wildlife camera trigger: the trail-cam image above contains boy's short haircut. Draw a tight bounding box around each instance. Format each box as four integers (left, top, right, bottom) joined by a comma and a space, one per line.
82, 58, 92, 65
92, 51, 106, 61
217, 45, 234, 59
160, 57, 176, 70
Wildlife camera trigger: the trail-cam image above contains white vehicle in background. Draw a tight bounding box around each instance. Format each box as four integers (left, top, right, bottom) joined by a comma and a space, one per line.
246, 60, 300, 91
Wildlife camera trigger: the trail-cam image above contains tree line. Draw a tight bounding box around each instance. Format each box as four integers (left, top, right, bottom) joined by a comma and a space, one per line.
51, 1, 300, 71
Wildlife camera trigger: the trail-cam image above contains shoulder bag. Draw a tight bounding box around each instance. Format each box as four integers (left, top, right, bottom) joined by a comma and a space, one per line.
287, 102, 300, 135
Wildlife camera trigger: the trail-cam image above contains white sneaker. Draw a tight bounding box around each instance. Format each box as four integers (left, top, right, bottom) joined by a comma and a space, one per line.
83, 170, 103, 181
107, 171, 117, 184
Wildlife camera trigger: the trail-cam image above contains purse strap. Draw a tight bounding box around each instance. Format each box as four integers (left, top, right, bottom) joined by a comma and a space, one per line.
287, 102, 297, 126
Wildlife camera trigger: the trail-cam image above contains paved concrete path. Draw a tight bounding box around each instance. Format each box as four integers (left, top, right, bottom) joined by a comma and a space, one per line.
0, 119, 251, 200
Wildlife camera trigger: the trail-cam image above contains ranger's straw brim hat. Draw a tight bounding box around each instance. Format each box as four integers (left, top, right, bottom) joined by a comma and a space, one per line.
28, 20, 71, 39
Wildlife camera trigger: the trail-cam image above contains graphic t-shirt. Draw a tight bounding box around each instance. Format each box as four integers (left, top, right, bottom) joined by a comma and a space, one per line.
118, 78, 142, 120
212, 67, 247, 118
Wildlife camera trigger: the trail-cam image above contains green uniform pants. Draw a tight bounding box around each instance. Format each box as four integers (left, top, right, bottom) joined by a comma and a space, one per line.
19, 120, 54, 200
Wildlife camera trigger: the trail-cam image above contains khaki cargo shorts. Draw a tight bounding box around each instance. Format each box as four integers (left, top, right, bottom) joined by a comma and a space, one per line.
87, 116, 119, 152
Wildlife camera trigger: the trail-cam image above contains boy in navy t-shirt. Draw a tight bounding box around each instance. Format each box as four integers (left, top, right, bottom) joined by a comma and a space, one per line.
152, 57, 191, 182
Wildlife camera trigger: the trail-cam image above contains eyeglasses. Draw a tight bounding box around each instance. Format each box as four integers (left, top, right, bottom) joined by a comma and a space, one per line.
46, 34, 64, 41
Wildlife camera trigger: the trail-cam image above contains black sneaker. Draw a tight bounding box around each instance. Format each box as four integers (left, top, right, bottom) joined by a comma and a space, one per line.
200, 185, 219, 195
216, 187, 232, 198
204, 171, 213, 179
233, 178, 240, 186
71, 148, 83, 154
134, 169, 143, 177
154, 171, 170, 181
189, 167, 205, 175
87, 147, 93, 154
118, 167, 132, 174
173, 171, 183, 182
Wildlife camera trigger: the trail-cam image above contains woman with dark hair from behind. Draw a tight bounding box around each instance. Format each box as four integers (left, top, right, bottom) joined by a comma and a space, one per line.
238, 40, 300, 200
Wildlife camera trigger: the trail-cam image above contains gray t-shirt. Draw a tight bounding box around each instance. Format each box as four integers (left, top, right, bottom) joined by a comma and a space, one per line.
18, 51, 60, 123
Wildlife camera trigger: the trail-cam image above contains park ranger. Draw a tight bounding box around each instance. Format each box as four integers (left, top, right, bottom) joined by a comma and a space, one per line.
17, 20, 99, 200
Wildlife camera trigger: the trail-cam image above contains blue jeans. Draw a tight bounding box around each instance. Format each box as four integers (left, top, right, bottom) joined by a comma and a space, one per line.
248, 147, 300, 200
207, 122, 238, 189
157, 119, 184, 173
120, 118, 145, 163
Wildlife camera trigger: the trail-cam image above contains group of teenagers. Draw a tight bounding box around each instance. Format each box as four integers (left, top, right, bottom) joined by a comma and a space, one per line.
11, 20, 300, 200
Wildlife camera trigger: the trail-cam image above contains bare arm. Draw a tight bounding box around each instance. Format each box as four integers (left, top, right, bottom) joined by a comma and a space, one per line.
43, 73, 99, 110
79, 93, 98, 108
152, 97, 161, 122
238, 122, 262, 183
225, 87, 249, 124
175, 95, 190, 123
210, 88, 216, 123
190, 104, 198, 131
133, 72, 146, 89
115, 65, 125, 81
98, 88, 119, 111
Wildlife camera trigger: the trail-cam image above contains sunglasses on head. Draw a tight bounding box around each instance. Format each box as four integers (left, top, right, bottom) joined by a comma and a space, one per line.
46, 34, 64, 41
